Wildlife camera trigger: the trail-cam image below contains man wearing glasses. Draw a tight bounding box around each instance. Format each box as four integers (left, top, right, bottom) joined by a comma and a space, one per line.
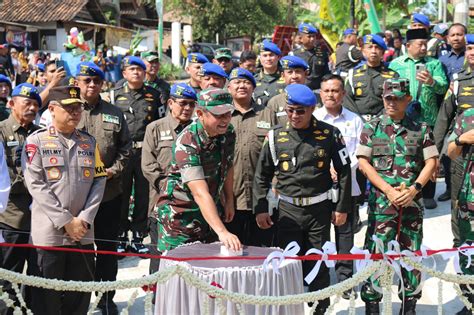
253, 84, 352, 314
76, 62, 131, 315
142, 83, 197, 276
23, 85, 107, 315
155, 88, 242, 252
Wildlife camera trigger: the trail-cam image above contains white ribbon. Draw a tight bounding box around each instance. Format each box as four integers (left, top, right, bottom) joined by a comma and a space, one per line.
440, 247, 462, 274
350, 246, 372, 273
459, 243, 474, 271
304, 241, 336, 285
262, 241, 300, 275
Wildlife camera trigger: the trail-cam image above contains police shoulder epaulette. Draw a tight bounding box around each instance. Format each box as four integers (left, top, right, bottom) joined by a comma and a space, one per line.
30, 127, 47, 137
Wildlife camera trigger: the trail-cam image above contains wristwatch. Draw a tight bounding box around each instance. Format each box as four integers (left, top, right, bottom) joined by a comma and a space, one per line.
455, 136, 463, 146
414, 182, 423, 192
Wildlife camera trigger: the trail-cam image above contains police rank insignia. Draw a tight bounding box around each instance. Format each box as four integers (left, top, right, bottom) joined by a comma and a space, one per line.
83, 169, 91, 178
356, 88, 363, 96
316, 149, 325, 157
19, 86, 32, 97
282, 161, 289, 171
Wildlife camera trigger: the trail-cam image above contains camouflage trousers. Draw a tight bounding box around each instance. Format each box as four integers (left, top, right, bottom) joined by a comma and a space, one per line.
361, 206, 423, 302
156, 204, 215, 252
459, 203, 474, 276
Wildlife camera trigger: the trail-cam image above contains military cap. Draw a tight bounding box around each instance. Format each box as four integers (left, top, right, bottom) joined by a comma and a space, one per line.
285, 84, 316, 107
363, 34, 387, 50
122, 56, 146, 70
37, 64, 45, 72
12, 83, 41, 107
433, 23, 449, 36
343, 28, 358, 36
411, 13, 430, 27
197, 88, 234, 115
406, 28, 428, 41
76, 61, 105, 80
170, 83, 197, 100
298, 23, 318, 34
382, 78, 410, 98
49, 86, 84, 105
229, 67, 256, 87
466, 34, 474, 45
0, 74, 11, 85
280, 55, 309, 70
187, 53, 209, 64
198, 62, 229, 79
141, 51, 159, 62
215, 48, 232, 60
260, 40, 281, 56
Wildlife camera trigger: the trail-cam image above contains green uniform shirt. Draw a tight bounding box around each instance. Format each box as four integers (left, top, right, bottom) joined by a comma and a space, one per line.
389, 55, 448, 126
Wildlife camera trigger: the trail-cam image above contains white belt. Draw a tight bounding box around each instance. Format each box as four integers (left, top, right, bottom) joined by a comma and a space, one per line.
133, 141, 143, 149
278, 190, 332, 207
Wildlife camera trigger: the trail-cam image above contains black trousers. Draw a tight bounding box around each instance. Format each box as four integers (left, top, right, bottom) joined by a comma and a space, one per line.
334, 199, 358, 282
441, 155, 452, 192
148, 217, 161, 275
0, 223, 33, 315
94, 195, 121, 303
120, 149, 149, 235
451, 157, 465, 247
32, 245, 95, 315
224, 210, 277, 247
422, 179, 436, 200
277, 200, 332, 308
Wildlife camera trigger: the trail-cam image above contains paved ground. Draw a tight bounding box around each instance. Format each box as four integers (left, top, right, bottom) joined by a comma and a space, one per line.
103, 180, 464, 314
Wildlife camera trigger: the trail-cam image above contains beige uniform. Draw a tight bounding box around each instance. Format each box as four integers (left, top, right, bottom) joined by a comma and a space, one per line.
142, 114, 191, 217
267, 93, 288, 125
77, 98, 131, 202
231, 101, 277, 210
23, 126, 107, 246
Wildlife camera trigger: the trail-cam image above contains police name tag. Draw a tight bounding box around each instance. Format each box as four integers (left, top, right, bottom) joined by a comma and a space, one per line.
102, 114, 120, 125
6, 140, 19, 147
161, 136, 173, 140
256, 121, 271, 129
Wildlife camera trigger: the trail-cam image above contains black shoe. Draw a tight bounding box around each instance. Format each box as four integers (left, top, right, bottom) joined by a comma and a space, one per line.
456, 307, 473, 315
98, 299, 119, 315
365, 301, 380, 315
424, 198, 437, 209
341, 289, 358, 300
130, 232, 150, 255
399, 298, 417, 315
438, 190, 451, 202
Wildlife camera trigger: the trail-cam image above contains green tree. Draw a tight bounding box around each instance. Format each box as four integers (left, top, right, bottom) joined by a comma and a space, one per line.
165, 0, 287, 43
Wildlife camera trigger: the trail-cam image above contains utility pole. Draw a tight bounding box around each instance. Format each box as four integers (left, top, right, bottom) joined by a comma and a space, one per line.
350, 0, 355, 28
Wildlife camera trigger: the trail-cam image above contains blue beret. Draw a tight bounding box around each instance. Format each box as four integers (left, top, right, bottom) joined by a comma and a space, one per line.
0, 74, 11, 85
199, 63, 228, 79
411, 13, 430, 27
344, 28, 358, 36
466, 34, 474, 45
280, 56, 309, 70
37, 64, 45, 72
363, 34, 387, 50
170, 83, 197, 100
12, 83, 42, 107
187, 53, 209, 64
260, 40, 281, 56
122, 56, 146, 70
229, 67, 256, 87
76, 62, 105, 80
285, 84, 316, 107
298, 23, 318, 34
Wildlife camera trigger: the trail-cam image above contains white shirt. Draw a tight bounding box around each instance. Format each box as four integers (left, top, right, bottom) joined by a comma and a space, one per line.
39, 109, 52, 128
313, 106, 364, 196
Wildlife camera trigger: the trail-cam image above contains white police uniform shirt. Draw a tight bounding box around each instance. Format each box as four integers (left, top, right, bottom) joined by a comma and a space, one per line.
314, 106, 363, 196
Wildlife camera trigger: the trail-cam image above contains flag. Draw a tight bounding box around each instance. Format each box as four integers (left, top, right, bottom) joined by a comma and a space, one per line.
319, 0, 339, 50
363, 0, 382, 33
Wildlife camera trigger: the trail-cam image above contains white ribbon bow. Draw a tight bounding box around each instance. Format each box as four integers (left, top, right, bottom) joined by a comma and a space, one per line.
304, 241, 336, 285
350, 246, 372, 273
262, 241, 300, 275
439, 244, 472, 274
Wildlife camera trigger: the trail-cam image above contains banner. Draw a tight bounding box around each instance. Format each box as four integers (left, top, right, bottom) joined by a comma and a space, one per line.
363, 0, 382, 33
5, 30, 30, 48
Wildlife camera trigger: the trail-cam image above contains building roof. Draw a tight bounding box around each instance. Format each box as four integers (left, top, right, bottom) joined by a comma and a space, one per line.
0, 0, 103, 23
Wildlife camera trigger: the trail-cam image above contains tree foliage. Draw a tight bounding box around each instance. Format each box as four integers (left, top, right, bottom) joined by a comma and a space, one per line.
165, 0, 287, 43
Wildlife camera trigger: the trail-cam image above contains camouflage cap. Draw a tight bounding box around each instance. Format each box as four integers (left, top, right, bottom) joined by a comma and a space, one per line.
141, 51, 159, 62
215, 48, 232, 60
197, 88, 234, 115
382, 78, 410, 98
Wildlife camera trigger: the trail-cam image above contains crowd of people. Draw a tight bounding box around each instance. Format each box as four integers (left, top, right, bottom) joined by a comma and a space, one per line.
0, 11, 473, 315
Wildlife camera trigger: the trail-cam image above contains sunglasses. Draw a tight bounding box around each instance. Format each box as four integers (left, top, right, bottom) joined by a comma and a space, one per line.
384, 95, 403, 101
285, 107, 307, 115
78, 78, 103, 85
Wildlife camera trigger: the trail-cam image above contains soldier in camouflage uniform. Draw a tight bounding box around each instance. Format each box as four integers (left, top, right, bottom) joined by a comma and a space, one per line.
356, 78, 438, 314
290, 23, 330, 91
434, 34, 474, 247
253, 40, 285, 106
142, 51, 171, 105
447, 107, 474, 315
155, 88, 242, 252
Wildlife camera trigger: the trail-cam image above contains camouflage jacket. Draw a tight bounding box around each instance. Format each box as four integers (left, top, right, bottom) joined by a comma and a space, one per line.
356, 114, 439, 214
156, 119, 235, 213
